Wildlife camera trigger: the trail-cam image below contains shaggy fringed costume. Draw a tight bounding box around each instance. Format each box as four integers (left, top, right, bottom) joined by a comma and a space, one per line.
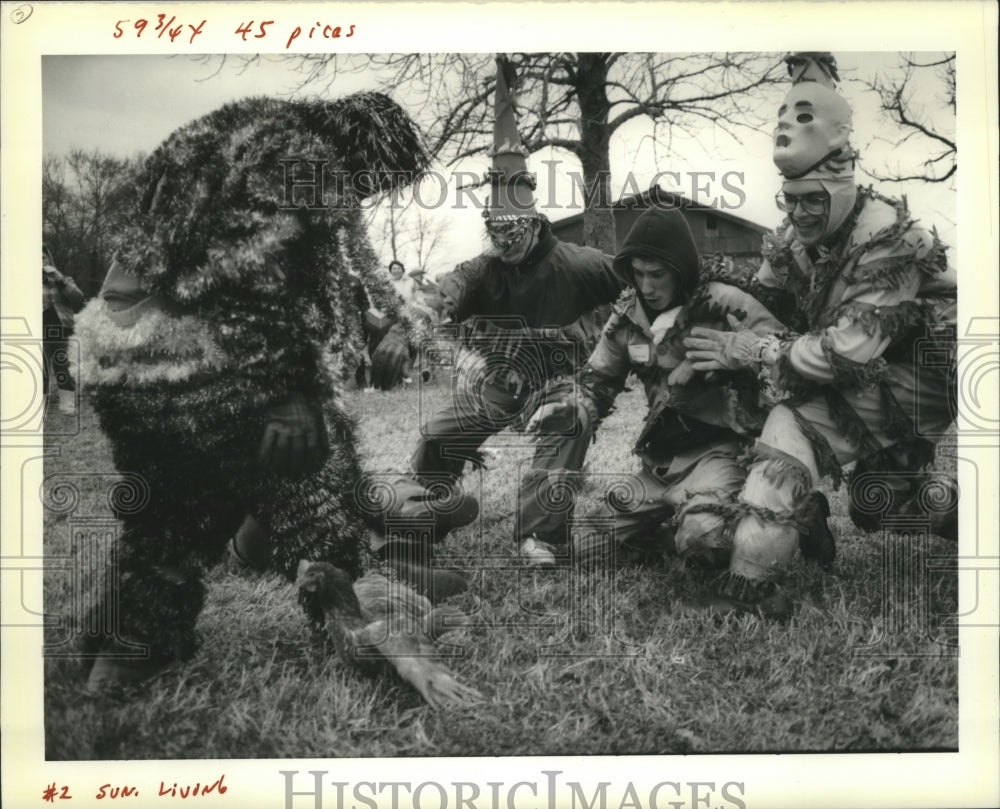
74, 93, 429, 677
723, 185, 957, 590
685, 55, 957, 605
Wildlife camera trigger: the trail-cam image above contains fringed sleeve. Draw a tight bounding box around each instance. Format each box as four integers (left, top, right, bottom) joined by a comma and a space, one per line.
574, 310, 631, 429
781, 256, 924, 388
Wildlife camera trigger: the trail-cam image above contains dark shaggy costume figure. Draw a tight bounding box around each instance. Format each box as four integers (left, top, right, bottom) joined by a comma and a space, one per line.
73, 93, 428, 685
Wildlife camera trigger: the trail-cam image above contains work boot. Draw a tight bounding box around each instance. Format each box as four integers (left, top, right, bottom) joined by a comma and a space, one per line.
798, 491, 836, 568
898, 473, 959, 541
362, 473, 479, 547
227, 514, 272, 572
848, 455, 911, 532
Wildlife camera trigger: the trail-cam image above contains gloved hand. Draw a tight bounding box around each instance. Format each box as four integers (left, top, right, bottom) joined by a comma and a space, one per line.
684, 314, 768, 372
370, 324, 411, 389
258, 393, 329, 475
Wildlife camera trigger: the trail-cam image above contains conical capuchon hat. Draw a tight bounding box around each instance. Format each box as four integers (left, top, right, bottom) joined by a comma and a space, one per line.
484, 55, 538, 221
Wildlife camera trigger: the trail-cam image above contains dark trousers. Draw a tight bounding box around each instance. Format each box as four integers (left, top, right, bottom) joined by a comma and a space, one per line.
411, 379, 593, 544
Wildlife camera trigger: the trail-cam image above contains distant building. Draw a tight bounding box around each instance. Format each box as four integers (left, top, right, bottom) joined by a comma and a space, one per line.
549, 186, 770, 260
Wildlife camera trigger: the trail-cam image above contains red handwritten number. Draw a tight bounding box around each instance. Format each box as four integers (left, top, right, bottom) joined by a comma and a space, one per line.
157, 16, 177, 37
189, 21, 207, 44
235, 20, 273, 40
134, 19, 147, 36
113, 21, 126, 38
41, 783, 72, 801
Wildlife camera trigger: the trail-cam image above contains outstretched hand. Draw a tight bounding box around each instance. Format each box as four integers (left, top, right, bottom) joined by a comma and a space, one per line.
258, 393, 329, 475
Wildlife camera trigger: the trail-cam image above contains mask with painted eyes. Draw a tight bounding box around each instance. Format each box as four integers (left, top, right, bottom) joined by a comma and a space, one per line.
485, 217, 533, 252
773, 83, 853, 180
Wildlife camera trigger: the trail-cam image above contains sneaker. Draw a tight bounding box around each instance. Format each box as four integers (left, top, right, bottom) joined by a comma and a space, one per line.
520, 536, 561, 568
798, 491, 836, 568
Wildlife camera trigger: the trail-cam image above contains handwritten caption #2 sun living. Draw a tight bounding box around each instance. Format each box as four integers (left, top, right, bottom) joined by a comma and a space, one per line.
113, 15, 356, 49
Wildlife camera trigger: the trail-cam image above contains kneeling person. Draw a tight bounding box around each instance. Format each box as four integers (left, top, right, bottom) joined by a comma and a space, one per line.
522, 205, 788, 570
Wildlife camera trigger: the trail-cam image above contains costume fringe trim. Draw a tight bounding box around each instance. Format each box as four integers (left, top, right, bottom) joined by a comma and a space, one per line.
785, 405, 843, 487
74, 298, 226, 388
717, 570, 779, 600
820, 337, 889, 390
749, 443, 814, 503
833, 299, 929, 339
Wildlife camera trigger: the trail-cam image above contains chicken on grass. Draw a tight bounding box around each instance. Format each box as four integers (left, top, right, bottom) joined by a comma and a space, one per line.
296, 561, 482, 710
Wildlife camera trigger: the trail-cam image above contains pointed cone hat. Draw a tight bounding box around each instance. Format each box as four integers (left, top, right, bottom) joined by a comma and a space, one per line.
484, 55, 538, 221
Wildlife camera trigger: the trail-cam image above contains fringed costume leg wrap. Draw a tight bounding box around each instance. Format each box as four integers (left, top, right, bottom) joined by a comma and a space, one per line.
673, 491, 737, 569
728, 405, 816, 586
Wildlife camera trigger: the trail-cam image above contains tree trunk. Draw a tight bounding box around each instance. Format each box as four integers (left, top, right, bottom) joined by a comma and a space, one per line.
575, 53, 617, 254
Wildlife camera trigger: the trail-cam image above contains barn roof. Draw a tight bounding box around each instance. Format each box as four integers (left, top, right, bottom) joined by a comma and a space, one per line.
549, 185, 771, 236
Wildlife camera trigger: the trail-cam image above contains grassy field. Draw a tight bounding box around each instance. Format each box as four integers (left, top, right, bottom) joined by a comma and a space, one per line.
42, 377, 958, 760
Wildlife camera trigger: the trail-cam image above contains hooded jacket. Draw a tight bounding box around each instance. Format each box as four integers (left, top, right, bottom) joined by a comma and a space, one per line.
562, 207, 785, 473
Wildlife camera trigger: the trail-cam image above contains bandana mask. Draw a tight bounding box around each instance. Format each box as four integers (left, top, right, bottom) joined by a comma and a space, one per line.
486, 216, 533, 252
773, 83, 853, 180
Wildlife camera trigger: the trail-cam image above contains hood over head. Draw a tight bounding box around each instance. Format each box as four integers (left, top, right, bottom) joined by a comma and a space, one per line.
612, 202, 700, 301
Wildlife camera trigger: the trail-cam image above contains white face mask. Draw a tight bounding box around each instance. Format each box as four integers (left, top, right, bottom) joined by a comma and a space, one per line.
773, 83, 853, 180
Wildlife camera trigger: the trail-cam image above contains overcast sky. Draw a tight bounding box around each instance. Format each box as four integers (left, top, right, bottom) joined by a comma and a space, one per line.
42, 52, 957, 273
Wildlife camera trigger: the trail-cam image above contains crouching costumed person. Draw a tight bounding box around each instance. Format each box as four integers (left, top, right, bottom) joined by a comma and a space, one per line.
73, 93, 430, 691
526, 201, 788, 572
684, 53, 958, 615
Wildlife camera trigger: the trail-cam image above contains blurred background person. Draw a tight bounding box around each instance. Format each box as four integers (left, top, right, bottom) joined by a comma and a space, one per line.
42, 236, 85, 415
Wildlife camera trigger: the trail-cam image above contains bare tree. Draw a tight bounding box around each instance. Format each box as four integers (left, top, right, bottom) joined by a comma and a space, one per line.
215, 52, 784, 252
859, 53, 956, 184
368, 191, 453, 277
43, 150, 140, 296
